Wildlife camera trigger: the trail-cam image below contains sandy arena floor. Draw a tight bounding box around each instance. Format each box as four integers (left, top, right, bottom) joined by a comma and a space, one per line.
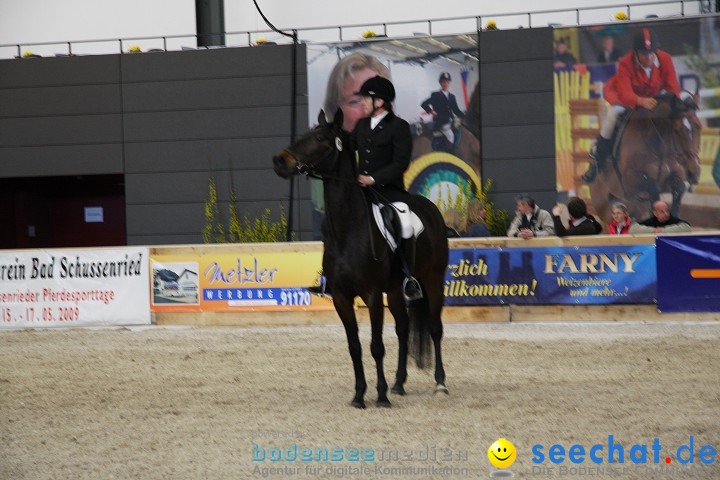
1, 321, 719, 480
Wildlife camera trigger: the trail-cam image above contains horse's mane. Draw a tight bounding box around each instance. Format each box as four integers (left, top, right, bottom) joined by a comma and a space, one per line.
633, 94, 684, 121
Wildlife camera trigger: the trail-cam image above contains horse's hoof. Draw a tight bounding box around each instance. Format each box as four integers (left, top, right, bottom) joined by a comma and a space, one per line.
376, 398, 392, 408
391, 384, 406, 396
350, 399, 366, 409
435, 384, 449, 395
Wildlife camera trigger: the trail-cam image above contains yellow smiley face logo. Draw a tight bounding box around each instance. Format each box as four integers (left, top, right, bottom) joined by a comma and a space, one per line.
488, 438, 517, 469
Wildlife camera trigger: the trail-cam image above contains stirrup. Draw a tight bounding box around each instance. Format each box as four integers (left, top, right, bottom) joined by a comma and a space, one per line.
307, 276, 331, 297
402, 277, 423, 301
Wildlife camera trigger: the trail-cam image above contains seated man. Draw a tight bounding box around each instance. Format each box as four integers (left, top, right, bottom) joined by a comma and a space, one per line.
629, 201, 691, 233
551, 197, 602, 236
507, 194, 555, 239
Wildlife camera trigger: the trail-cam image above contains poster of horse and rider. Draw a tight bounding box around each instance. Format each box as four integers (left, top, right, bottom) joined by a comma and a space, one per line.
306, 33, 481, 240
554, 17, 720, 228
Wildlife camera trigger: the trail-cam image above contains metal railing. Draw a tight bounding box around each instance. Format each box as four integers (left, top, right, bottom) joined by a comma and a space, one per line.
0, 0, 712, 59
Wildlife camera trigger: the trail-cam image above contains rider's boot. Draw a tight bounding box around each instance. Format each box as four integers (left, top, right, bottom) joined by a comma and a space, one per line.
582, 136, 612, 184
399, 237, 423, 301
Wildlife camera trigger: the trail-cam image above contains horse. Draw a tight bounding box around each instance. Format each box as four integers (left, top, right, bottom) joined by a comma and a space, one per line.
589, 94, 701, 222
272, 109, 449, 409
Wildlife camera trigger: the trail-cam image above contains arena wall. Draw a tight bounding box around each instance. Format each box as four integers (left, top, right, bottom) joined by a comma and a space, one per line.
150, 234, 720, 326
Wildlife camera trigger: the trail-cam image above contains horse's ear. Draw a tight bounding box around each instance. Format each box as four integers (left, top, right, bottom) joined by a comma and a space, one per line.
318, 110, 328, 127
333, 108, 344, 130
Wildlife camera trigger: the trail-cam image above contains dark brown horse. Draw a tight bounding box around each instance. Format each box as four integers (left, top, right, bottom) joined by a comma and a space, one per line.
590, 94, 701, 221
273, 109, 449, 408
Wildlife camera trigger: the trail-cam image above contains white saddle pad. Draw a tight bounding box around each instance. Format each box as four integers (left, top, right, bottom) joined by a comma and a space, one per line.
371, 202, 424, 252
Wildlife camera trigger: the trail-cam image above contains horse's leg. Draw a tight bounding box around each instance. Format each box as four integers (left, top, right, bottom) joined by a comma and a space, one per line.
670, 174, 686, 217
364, 290, 391, 407
387, 289, 409, 395
334, 293, 367, 409
425, 281, 448, 394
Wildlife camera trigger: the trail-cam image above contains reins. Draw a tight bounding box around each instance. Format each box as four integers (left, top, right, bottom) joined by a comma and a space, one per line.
287, 144, 395, 262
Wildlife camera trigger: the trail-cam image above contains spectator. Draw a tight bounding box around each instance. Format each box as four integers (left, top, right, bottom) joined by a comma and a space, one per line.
552, 197, 602, 236
607, 202, 634, 234
507, 194, 555, 239
465, 199, 491, 237
553, 39, 577, 71
597, 35, 622, 63
629, 200, 691, 233
443, 208, 463, 238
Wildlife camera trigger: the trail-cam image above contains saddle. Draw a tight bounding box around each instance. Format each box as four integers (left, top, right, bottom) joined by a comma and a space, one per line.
371, 203, 424, 251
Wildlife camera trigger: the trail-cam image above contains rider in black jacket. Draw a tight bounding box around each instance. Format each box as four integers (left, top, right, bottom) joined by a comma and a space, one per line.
352, 76, 422, 301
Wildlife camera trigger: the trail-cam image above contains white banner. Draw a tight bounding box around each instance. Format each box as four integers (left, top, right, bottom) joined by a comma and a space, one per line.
0, 248, 150, 329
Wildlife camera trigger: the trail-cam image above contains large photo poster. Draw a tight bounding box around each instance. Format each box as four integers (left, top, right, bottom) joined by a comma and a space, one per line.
554, 17, 720, 229
307, 34, 480, 239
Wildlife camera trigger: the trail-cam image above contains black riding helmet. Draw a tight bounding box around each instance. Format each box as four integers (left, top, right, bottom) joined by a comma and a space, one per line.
633, 27, 659, 53
439, 72, 451, 82
355, 76, 396, 103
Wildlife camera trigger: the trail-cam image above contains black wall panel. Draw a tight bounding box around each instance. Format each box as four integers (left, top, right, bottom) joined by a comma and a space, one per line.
124, 137, 290, 173
479, 27, 556, 218
0, 55, 120, 88
1, 145, 124, 178
2, 29, 560, 244
0, 84, 121, 117
121, 44, 309, 243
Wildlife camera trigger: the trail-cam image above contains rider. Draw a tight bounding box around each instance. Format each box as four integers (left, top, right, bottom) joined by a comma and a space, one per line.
421, 72, 465, 152
353, 75, 423, 301
582, 27, 690, 183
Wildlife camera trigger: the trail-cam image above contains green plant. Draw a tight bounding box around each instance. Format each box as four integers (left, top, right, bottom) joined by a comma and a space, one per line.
204, 171, 290, 244
202, 176, 227, 243
235, 207, 289, 243
477, 179, 509, 237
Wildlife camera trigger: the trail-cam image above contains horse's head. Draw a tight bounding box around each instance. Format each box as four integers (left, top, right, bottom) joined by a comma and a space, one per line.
669, 93, 702, 184
273, 109, 347, 179
643, 93, 701, 184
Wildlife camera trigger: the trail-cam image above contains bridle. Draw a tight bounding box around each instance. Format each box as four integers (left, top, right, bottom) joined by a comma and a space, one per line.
282, 128, 392, 262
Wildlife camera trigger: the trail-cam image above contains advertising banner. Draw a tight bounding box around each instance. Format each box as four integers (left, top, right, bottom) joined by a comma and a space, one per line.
554, 17, 720, 228
0, 248, 150, 329
151, 251, 333, 312
307, 34, 481, 239
656, 235, 720, 312
444, 245, 656, 305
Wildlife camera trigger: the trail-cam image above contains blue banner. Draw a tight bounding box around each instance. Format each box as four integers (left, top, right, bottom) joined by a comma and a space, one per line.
656, 236, 720, 312
445, 245, 656, 305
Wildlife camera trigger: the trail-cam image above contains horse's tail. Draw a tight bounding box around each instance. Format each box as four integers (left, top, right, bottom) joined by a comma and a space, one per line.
408, 290, 432, 370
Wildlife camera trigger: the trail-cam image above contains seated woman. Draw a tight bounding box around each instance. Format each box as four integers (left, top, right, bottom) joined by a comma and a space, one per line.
551, 197, 602, 236
464, 199, 491, 237
607, 202, 634, 234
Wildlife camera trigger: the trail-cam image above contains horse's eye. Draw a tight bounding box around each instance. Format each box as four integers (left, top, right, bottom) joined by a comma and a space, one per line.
315, 135, 325, 142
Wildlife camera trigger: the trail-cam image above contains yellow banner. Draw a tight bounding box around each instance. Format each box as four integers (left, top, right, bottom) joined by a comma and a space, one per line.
151, 252, 333, 312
